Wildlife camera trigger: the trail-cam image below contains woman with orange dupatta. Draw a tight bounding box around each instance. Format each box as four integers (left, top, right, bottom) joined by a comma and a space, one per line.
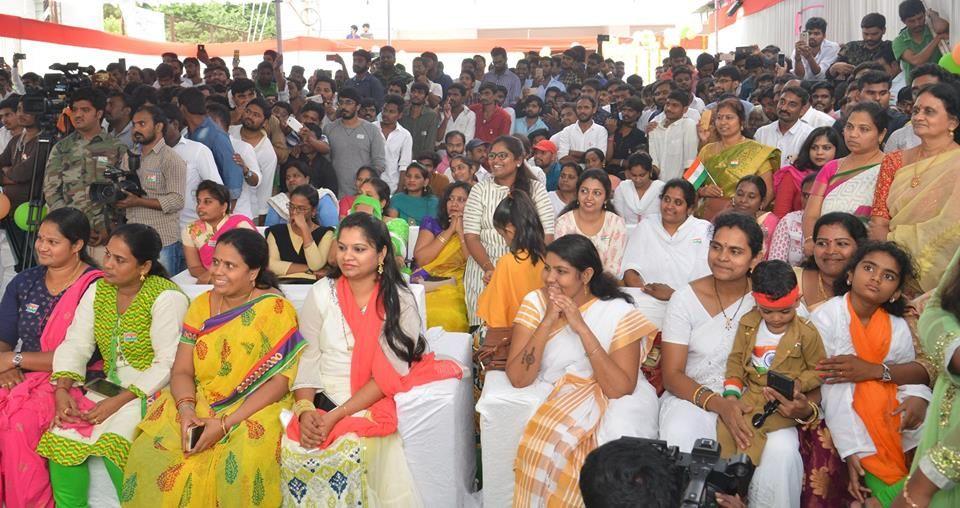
281, 213, 463, 506
0, 208, 101, 508
812, 242, 933, 507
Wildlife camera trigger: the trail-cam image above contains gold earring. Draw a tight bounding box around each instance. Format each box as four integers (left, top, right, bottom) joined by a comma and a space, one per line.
140, 272, 147, 282
377, 261, 384, 275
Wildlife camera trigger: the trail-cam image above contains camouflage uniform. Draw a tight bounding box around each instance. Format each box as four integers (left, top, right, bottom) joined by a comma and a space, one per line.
42, 129, 127, 234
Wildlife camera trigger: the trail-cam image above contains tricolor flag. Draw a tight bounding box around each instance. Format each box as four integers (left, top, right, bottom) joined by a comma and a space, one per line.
683, 157, 709, 190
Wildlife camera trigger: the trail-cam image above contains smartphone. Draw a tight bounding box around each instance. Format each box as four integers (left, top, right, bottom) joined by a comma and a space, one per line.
325, 54, 338, 62
699, 108, 713, 130
287, 115, 304, 133
84, 378, 124, 398
13, 53, 25, 64
118, 57, 126, 73
800, 31, 810, 46
197, 44, 205, 53
233, 49, 240, 66
777, 53, 786, 67
187, 425, 203, 451
766, 371, 795, 401
313, 391, 337, 412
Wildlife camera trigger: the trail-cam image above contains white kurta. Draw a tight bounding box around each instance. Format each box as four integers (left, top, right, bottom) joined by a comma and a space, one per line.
227, 136, 262, 220
811, 295, 931, 460
620, 214, 712, 286
611, 180, 665, 226
229, 125, 277, 217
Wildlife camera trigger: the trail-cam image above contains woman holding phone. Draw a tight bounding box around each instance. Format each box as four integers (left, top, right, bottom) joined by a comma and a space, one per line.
36, 225, 188, 507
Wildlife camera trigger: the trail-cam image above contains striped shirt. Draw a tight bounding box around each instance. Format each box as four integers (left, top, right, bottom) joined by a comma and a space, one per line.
124, 140, 186, 247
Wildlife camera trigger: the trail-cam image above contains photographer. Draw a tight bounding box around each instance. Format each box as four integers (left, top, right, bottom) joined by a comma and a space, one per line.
115, 105, 186, 274
42, 86, 127, 262
0, 98, 41, 269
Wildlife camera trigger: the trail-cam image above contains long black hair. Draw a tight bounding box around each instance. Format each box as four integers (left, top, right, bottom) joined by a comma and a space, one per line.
559, 169, 618, 216
833, 241, 916, 317
793, 126, 846, 171
41, 207, 96, 267
801, 212, 868, 270
490, 135, 535, 195
546, 235, 633, 304
108, 224, 170, 279
492, 190, 546, 265
333, 213, 424, 364
216, 228, 280, 290
436, 181, 472, 230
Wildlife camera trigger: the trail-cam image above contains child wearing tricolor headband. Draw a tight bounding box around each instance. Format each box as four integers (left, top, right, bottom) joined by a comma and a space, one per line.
717, 259, 826, 464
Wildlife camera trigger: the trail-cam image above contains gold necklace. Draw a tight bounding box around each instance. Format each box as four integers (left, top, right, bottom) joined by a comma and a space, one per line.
46, 261, 84, 295
913, 142, 959, 188
714, 278, 748, 331
217, 287, 255, 315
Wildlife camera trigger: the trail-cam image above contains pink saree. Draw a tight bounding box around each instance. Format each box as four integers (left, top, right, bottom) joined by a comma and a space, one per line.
0, 269, 101, 508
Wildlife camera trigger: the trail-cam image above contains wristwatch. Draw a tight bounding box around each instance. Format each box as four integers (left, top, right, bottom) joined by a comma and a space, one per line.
12, 352, 23, 369
880, 362, 892, 382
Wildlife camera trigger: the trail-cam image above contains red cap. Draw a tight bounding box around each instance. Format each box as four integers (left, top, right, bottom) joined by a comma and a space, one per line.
532, 140, 558, 153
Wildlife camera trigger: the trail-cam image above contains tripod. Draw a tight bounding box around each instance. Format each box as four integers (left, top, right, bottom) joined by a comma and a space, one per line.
5, 125, 56, 271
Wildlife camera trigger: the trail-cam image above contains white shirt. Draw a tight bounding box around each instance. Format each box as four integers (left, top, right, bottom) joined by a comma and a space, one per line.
651, 108, 701, 126
885, 123, 921, 153
228, 125, 277, 217
798, 39, 840, 80
754, 120, 814, 167
374, 122, 412, 193
225, 135, 262, 220
172, 137, 222, 229
524, 157, 547, 186
0, 127, 12, 154
612, 179, 665, 226
801, 107, 836, 129
554, 122, 609, 159
689, 96, 706, 113
649, 117, 699, 182
443, 108, 476, 143
620, 214, 712, 285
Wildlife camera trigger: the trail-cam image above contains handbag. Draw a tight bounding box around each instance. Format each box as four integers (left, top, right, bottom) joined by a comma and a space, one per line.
473, 326, 512, 371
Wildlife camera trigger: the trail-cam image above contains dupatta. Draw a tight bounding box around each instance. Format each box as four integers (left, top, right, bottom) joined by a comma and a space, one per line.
286, 277, 462, 447
196, 215, 257, 269
0, 270, 102, 433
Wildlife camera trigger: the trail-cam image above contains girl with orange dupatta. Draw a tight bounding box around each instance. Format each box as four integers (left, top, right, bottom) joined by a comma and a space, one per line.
280, 213, 463, 506
0, 209, 101, 508
505, 235, 657, 507
812, 242, 933, 507
122, 229, 306, 507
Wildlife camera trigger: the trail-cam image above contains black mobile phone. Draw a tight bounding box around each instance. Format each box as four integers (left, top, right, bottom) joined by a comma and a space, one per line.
766, 371, 795, 401
187, 425, 203, 451
118, 57, 126, 73
197, 44, 205, 53
777, 54, 786, 67
84, 378, 124, 398
313, 391, 337, 412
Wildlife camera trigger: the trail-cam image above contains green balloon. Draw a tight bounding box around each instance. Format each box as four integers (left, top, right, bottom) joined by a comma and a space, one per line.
939, 52, 960, 74
13, 203, 47, 232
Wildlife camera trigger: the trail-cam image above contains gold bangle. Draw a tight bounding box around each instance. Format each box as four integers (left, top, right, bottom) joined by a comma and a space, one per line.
692, 385, 707, 406
795, 401, 819, 426
293, 399, 316, 417
437, 234, 447, 245
701, 392, 718, 410
220, 415, 228, 436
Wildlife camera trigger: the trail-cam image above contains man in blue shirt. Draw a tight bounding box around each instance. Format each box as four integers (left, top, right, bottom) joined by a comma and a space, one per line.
482, 47, 522, 107
347, 49, 385, 110
179, 87, 243, 203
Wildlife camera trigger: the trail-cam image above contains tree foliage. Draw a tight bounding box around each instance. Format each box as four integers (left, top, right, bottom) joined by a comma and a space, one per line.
103, 2, 276, 43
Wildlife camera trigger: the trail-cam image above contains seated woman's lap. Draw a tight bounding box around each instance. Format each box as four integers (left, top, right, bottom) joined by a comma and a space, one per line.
658, 394, 717, 453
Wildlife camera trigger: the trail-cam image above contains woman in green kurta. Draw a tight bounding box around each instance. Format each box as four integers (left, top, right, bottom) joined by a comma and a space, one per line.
695, 97, 779, 221
894, 246, 960, 507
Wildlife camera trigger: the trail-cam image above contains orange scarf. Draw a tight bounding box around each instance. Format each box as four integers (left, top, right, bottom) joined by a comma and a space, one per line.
847, 296, 907, 484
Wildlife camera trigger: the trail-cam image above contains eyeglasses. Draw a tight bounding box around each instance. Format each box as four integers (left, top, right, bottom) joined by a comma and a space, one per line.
487, 152, 511, 161
287, 204, 312, 214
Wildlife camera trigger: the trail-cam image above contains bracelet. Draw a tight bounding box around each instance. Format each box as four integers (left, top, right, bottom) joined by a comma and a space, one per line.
901, 479, 921, 508
587, 345, 603, 357
795, 401, 820, 426
701, 392, 718, 410
293, 399, 316, 417
219, 415, 228, 437
437, 234, 447, 245
692, 385, 708, 407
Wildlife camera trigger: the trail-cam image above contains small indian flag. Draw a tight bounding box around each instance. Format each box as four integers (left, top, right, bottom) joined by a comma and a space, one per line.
683, 157, 709, 190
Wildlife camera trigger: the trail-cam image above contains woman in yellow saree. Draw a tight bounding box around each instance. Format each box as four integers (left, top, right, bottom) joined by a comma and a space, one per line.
122, 229, 306, 507
411, 181, 472, 332
695, 98, 779, 221
869, 83, 960, 294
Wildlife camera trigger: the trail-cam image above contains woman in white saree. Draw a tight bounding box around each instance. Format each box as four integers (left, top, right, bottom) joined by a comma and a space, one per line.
611, 152, 665, 226
659, 212, 809, 507
506, 234, 658, 507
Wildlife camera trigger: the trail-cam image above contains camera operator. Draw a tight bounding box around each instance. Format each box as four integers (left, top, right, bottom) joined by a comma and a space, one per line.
42, 86, 126, 263
579, 438, 747, 508
115, 105, 185, 273
0, 98, 41, 269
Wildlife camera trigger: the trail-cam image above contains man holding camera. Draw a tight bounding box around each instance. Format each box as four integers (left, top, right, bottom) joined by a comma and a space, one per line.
43, 86, 127, 263
114, 105, 186, 274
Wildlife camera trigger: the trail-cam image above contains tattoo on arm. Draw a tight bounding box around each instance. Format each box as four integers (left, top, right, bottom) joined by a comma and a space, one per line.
522, 347, 536, 370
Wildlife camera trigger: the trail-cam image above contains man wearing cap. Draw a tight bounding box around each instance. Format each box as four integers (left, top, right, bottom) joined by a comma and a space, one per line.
466, 138, 491, 180
347, 49, 385, 109
323, 87, 386, 197
533, 140, 562, 191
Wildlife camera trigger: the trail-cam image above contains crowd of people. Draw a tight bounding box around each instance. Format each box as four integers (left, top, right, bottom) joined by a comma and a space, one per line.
0, 0, 959, 506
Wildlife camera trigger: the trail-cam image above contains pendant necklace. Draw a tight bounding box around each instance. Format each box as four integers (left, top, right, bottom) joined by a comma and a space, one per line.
714, 277, 748, 331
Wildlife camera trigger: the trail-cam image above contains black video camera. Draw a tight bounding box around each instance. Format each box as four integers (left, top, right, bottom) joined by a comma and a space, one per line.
89, 150, 145, 204
626, 437, 754, 507
21, 63, 94, 132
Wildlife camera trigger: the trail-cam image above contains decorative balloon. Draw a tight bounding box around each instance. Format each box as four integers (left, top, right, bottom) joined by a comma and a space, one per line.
939, 52, 960, 75
13, 203, 47, 232
954, 42, 960, 66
